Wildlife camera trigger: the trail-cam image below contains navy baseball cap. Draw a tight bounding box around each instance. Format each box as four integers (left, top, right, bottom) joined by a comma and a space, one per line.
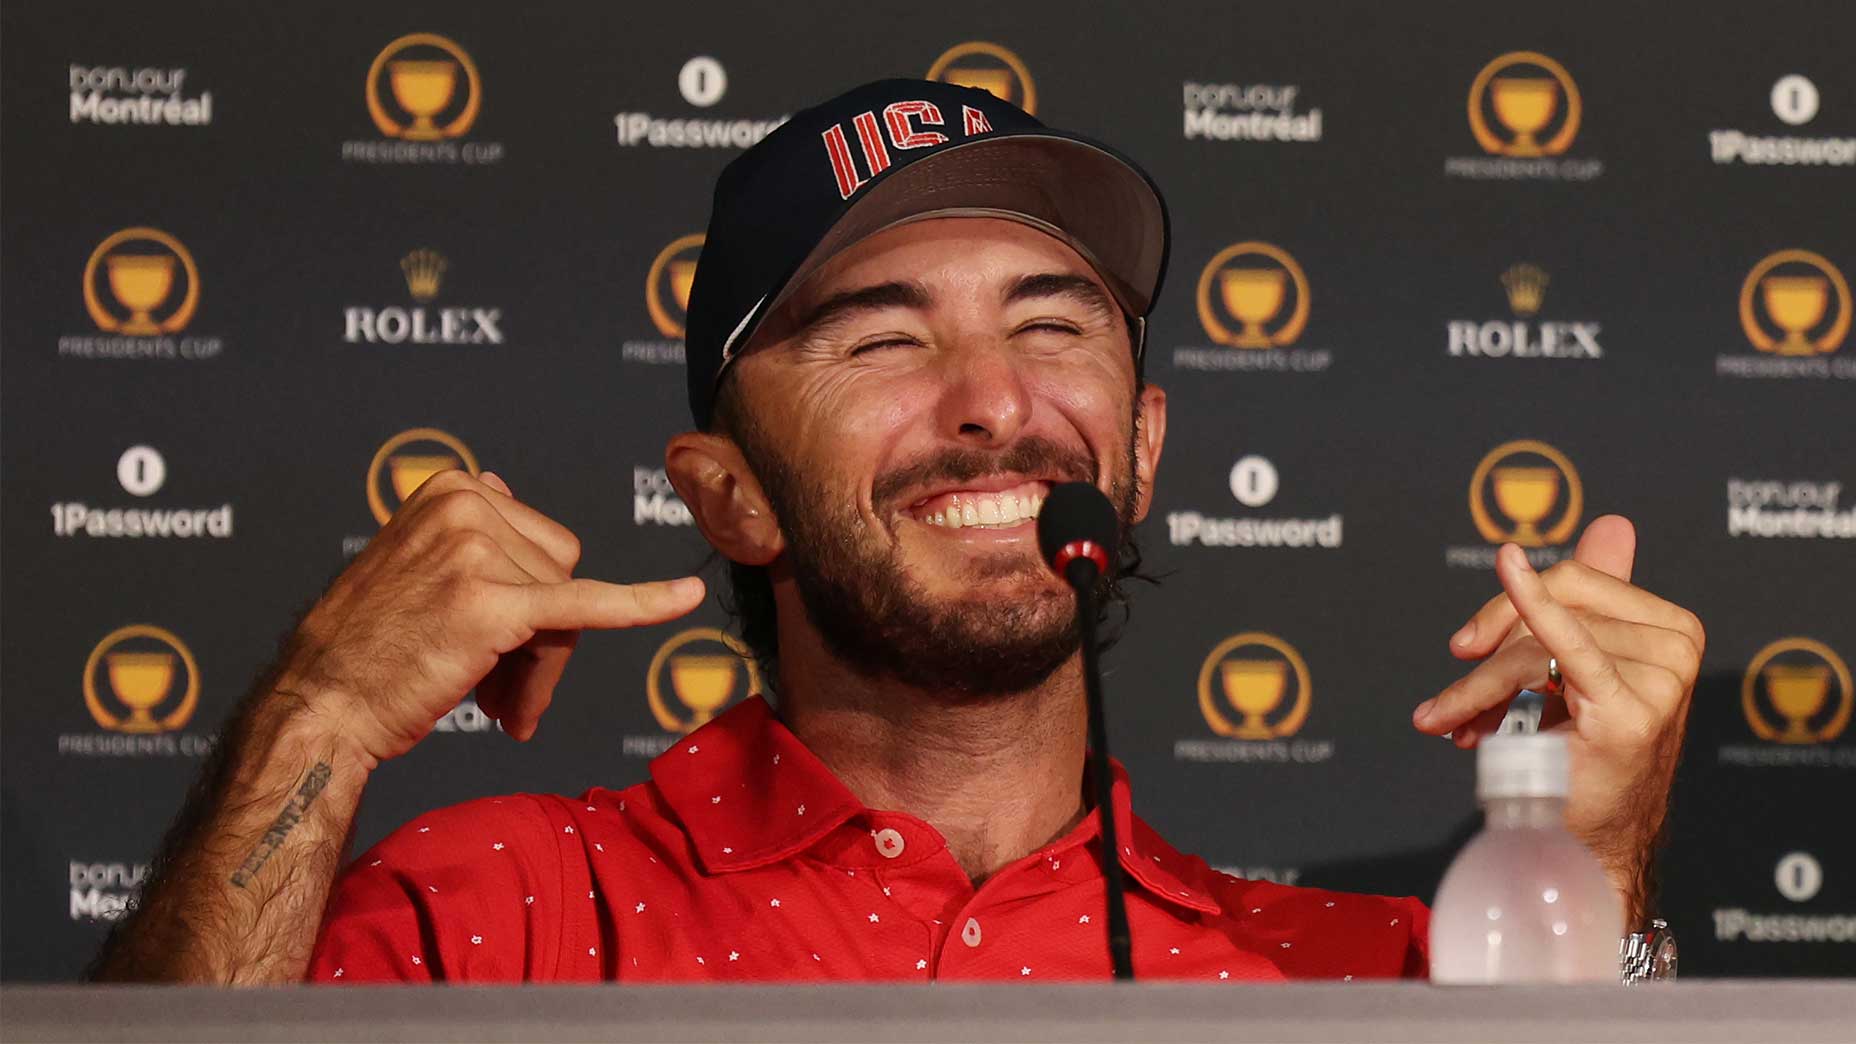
683, 77, 1171, 427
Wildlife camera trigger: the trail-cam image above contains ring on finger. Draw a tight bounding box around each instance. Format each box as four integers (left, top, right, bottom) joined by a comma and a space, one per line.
1542, 656, 1564, 697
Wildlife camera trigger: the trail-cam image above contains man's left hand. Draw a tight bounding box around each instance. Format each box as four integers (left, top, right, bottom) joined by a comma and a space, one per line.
1411, 515, 1704, 926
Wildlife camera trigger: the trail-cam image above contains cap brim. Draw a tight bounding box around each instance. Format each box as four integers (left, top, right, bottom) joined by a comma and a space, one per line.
721, 132, 1168, 364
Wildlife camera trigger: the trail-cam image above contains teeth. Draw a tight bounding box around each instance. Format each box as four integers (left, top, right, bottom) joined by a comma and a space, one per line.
913, 484, 1050, 529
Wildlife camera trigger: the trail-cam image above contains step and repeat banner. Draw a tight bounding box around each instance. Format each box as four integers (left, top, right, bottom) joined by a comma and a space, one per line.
2, 1, 1851, 981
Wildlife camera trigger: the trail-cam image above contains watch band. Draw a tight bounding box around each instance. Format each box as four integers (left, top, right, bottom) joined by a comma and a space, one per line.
1619, 918, 1677, 984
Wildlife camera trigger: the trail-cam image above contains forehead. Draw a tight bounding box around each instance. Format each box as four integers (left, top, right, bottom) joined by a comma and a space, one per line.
789, 215, 1112, 306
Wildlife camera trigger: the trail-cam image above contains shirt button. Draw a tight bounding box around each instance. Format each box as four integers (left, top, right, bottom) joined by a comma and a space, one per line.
874, 828, 906, 859
962, 917, 982, 948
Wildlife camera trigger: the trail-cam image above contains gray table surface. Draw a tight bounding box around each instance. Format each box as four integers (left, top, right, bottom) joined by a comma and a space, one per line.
2, 981, 1853, 1043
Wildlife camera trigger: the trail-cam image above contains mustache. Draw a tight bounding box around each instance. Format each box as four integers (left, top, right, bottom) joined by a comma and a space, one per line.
871, 435, 1098, 511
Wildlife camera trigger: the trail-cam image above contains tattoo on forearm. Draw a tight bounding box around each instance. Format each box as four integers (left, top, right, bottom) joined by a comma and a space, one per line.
230, 762, 333, 888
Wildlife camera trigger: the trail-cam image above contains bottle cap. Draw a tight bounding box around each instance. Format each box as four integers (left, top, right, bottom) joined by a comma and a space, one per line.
1475, 732, 1570, 799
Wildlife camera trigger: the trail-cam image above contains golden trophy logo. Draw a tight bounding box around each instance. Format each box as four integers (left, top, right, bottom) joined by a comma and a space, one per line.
926, 41, 1036, 115
83, 625, 200, 733
1742, 638, 1853, 745
83, 227, 200, 335
645, 234, 704, 339
400, 248, 447, 301
1195, 242, 1311, 348
1197, 632, 1312, 739
646, 627, 761, 734
1501, 263, 1549, 316
365, 427, 480, 525
1467, 51, 1582, 157
365, 32, 482, 140
1738, 249, 1851, 356
1468, 439, 1583, 546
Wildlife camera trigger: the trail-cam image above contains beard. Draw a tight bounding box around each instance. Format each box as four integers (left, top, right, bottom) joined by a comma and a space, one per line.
741, 428, 1141, 699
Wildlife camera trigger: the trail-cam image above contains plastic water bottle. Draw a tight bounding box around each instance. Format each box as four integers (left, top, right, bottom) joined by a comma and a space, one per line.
1430, 732, 1623, 983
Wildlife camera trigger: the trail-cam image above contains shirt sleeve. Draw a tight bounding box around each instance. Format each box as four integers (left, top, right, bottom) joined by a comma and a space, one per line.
305, 794, 568, 983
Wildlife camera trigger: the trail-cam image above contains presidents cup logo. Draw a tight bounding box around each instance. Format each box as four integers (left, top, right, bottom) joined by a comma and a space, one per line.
928, 42, 1036, 114
51, 445, 233, 540
60, 228, 222, 361
363, 427, 480, 527
342, 249, 505, 345
1740, 250, 1850, 356
82, 625, 199, 733
1166, 455, 1343, 549
623, 628, 761, 756
1447, 263, 1604, 359
1445, 439, 1583, 569
614, 56, 788, 149
1173, 242, 1330, 373
1710, 74, 1856, 167
1741, 638, 1853, 746
1447, 52, 1601, 181
1175, 632, 1332, 764
343, 33, 502, 165
84, 228, 198, 335
622, 234, 703, 365
1720, 250, 1856, 380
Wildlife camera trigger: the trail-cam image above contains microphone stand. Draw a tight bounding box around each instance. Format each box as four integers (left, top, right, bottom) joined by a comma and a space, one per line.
1066, 557, 1134, 981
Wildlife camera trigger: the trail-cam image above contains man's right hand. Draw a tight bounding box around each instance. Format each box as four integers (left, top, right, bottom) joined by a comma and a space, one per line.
280, 468, 706, 765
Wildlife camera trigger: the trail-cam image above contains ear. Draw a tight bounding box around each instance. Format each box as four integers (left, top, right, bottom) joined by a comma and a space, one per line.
1129, 383, 1168, 524
665, 432, 784, 567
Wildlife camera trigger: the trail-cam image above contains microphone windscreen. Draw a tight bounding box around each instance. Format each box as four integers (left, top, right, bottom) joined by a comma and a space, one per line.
1036, 481, 1120, 569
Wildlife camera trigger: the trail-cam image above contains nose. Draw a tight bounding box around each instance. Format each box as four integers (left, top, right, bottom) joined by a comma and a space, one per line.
933, 337, 1032, 446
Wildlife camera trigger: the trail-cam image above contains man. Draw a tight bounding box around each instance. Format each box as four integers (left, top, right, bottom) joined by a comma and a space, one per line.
93, 79, 1700, 984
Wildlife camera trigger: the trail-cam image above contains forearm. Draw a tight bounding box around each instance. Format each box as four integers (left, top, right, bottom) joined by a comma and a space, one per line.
91, 682, 373, 983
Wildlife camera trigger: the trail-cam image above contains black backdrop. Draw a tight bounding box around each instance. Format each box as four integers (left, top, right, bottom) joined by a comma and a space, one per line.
3, 0, 1852, 981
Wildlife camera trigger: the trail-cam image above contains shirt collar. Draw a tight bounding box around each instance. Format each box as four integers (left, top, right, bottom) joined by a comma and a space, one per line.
648, 696, 1221, 916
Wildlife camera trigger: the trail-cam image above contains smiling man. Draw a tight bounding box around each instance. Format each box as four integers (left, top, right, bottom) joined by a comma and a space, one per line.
93, 80, 1701, 985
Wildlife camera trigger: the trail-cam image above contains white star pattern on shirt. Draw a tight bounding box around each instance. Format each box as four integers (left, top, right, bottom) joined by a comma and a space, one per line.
882, 886, 891, 896
470, 935, 483, 945
1020, 966, 1031, 976
917, 959, 928, 970
333, 968, 343, 978
796, 804, 806, 815
722, 847, 733, 854
594, 843, 604, 852
635, 902, 646, 913
589, 947, 597, 956
417, 827, 429, 833
868, 913, 880, 923
770, 899, 781, 908
1344, 975, 1354, 982
728, 951, 740, 962
427, 885, 437, 893
1051, 860, 1060, 870
772, 753, 780, 765
812, 953, 820, 961
619, 800, 627, 812
696, 956, 705, 965
711, 795, 721, 804
1078, 914, 1090, 924
525, 896, 535, 905
1281, 942, 1293, 949
369, 859, 382, 867
687, 745, 699, 754
492, 842, 504, 851
1251, 907, 1262, 914
586, 805, 596, 812
1169, 947, 1180, 955
1390, 918, 1400, 926
1326, 901, 1336, 908
410, 955, 422, 965
1220, 970, 1230, 979
563, 826, 575, 834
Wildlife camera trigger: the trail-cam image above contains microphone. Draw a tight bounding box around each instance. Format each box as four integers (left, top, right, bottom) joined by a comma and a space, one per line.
1036, 482, 1135, 981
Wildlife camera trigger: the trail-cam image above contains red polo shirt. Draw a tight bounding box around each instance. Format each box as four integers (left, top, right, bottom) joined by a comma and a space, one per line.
307, 697, 1430, 982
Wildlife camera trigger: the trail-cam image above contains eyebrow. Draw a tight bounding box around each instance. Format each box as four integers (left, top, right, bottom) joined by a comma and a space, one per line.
795, 281, 930, 336
1002, 272, 1116, 319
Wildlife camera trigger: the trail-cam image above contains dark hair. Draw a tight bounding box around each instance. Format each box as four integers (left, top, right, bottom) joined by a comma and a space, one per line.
706, 349, 1159, 690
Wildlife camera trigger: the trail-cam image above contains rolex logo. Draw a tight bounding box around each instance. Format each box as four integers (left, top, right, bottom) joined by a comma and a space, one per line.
1501, 263, 1549, 316
400, 248, 447, 301
344, 249, 503, 345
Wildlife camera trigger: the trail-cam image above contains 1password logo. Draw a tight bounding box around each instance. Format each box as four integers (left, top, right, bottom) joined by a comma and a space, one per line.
52, 446, 233, 539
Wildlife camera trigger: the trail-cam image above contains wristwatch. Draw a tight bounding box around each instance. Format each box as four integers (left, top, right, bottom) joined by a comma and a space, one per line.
1619, 918, 1677, 984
